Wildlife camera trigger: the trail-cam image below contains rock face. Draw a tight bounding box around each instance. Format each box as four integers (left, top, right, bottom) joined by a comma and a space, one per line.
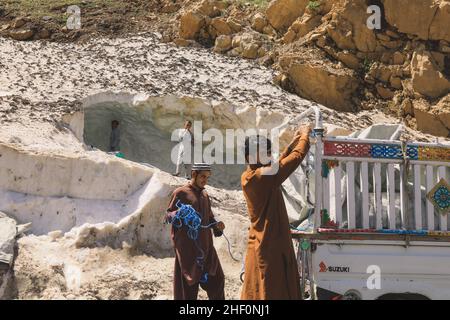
0, 212, 17, 299
266, 0, 308, 31
384, 0, 450, 42
326, 0, 377, 52
411, 50, 450, 98
287, 62, 359, 112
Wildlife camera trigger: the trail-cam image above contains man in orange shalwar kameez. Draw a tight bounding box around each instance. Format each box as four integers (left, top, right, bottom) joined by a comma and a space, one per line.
240, 125, 311, 300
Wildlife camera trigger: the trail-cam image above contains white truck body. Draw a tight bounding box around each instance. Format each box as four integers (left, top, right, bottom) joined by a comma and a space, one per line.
312, 240, 450, 300
292, 107, 450, 300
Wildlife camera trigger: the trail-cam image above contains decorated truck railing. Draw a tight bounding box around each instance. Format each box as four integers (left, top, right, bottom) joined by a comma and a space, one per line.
316, 137, 450, 233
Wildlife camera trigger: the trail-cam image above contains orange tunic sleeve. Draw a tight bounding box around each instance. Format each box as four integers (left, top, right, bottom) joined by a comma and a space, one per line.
251, 133, 310, 187
273, 133, 310, 186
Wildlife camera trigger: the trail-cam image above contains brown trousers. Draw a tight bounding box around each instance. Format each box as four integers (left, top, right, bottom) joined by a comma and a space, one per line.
173, 257, 225, 300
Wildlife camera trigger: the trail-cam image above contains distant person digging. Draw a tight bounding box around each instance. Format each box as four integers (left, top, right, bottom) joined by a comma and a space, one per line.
109, 120, 120, 152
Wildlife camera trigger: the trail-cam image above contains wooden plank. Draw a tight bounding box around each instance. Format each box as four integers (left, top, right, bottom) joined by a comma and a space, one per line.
361, 162, 370, 229
373, 163, 382, 230
399, 165, 407, 229
334, 166, 342, 227
387, 164, 396, 229
438, 166, 447, 231
346, 162, 356, 229
414, 164, 422, 230
426, 165, 434, 231
323, 176, 330, 218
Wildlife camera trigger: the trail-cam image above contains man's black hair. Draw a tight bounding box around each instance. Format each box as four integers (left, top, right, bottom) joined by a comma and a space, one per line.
112, 120, 119, 126
244, 135, 272, 160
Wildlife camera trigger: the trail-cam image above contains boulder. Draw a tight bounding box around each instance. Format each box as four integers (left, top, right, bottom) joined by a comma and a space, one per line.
383, 0, 441, 41
209, 17, 232, 38
414, 98, 449, 137
266, 0, 309, 31
400, 98, 414, 116
179, 11, 205, 40
429, 1, 450, 42
38, 28, 51, 39
368, 64, 393, 83
326, 0, 377, 52
411, 50, 450, 98
392, 51, 406, 65
287, 62, 359, 111
379, 39, 403, 50
390, 76, 403, 89
9, 29, 34, 41
231, 35, 241, 48
262, 24, 277, 37
435, 94, 450, 131
376, 84, 396, 99
233, 32, 272, 60
283, 29, 297, 44
335, 51, 360, 70
252, 13, 267, 33
241, 43, 260, 59
290, 13, 323, 39
173, 37, 196, 47
227, 18, 242, 33
214, 35, 232, 53
12, 17, 26, 29
430, 51, 446, 71
195, 0, 221, 17
326, 19, 355, 50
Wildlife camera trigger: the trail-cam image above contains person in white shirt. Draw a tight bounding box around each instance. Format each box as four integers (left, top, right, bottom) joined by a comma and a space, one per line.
173, 120, 194, 178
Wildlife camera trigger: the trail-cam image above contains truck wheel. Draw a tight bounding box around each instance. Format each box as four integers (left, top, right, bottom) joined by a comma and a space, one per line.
342, 290, 361, 300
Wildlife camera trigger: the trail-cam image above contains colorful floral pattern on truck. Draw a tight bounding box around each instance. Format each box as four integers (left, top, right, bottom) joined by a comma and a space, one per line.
324, 140, 450, 162
427, 179, 450, 215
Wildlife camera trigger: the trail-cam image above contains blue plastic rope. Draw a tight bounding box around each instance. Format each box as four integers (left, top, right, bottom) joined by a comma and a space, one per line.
170, 200, 220, 284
